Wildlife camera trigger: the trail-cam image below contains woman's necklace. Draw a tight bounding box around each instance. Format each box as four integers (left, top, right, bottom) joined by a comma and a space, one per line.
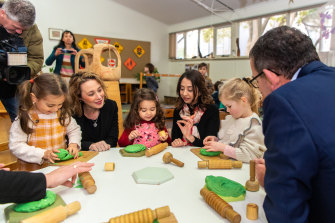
92, 119, 98, 128
84, 109, 100, 128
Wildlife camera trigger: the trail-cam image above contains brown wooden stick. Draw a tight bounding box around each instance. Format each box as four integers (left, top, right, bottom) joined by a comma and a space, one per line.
200, 188, 241, 223
109, 206, 170, 223
245, 160, 259, 192
21, 201, 81, 223
163, 152, 184, 167
78, 171, 97, 194
198, 160, 242, 169
145, 142, 168, 157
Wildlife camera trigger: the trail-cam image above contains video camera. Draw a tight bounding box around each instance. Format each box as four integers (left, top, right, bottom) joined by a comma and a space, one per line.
0, 35, 30, 85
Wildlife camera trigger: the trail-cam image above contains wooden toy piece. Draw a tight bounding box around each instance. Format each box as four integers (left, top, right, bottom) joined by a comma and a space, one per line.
245, 160, 259, 192
200, 188, 241, 223
246, 203, 258, 220
145, 142, 168, 157
21, 201, 81, 223
158, 130, 167, 138
78, 171, 97, 194
163, 152, 184, 167
198, 160, 242, 169
104, 162, 115, 171
109, 206, 170, 223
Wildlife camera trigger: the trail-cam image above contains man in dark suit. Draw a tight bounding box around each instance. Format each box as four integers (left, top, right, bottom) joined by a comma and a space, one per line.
249, 26, 335, 222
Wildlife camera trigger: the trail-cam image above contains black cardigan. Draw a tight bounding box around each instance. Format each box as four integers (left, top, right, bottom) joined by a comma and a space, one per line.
73, 99, 119, 150
171, 104, 220, 147
0, 170, 46, 204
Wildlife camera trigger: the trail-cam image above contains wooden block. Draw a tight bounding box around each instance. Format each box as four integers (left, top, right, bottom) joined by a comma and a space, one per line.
104, 162, 115, 171
246, 203, 258, 220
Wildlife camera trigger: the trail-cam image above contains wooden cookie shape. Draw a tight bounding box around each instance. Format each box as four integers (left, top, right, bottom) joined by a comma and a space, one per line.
145, 142, 168, 157
200, 187, 241, 223
104, 162, 115, 171
22, 201, 81, 223
163, 152, 184, 167
109, 206, 170, 223
198, 160, 242, 169
79, 172, 97, 194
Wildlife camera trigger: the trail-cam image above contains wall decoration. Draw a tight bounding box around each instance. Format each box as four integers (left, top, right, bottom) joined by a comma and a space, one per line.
134, 45, 145, 58
124, 57, 136, 71
113, 42, 124, 54
108, 58, 116, 68
78, 38, 93, 49
48, 28, 62, 40
95, 38, 110, 44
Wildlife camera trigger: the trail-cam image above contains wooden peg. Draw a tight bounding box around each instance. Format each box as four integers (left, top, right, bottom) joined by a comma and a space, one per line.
163, 152, 184, 167
246, 203, 258, 220
200, 188, 241, 223
104, 162, 115, 171
245, 160, 259, 192
109, 206, 171, 223
21, 201, 81, 223
79, 171, 97, 194
198, 160, 242, 169
145, 142, 168, 157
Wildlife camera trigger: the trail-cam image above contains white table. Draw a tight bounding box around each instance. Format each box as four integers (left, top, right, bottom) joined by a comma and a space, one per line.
0, 147, 268, 223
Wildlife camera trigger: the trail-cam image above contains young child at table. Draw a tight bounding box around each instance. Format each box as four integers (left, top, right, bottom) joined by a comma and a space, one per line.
118, 88, 171, 148
9, 74, 81, 164
203, 78, 266, 162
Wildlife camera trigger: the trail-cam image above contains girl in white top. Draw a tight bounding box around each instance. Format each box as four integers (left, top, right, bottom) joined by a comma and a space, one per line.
203, 77, 266, 162
9, 74, 81, 165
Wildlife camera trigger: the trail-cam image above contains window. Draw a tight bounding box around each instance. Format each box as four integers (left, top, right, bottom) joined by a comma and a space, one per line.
262, 14, 287, 35
186, 30, 198, 58
216, 26, 231, 56
199, 27, 214, 57
239, 20, 252, 56
176, 32, 185, 59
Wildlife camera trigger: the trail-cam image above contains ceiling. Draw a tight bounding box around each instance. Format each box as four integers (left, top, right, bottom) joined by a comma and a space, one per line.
112, 0, 279, 25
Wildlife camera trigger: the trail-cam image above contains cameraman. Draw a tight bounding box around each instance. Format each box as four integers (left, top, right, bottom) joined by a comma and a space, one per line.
0, 0, 43, 121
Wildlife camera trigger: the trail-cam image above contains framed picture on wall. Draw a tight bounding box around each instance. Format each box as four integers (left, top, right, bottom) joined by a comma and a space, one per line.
48, 28, 62, 40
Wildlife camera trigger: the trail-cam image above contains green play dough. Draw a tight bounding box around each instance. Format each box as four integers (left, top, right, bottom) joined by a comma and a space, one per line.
124, 144, 146, 153
205, 175, 246, 202
55, 148, 83, 161
200, 148, 221, 156
14, 190, 56, 213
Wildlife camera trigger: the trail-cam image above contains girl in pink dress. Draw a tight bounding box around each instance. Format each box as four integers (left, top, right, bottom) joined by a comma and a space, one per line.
118, 88, 171, 148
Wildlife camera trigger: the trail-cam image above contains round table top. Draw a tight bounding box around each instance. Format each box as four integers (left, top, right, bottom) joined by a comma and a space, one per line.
0, 146, 268, 223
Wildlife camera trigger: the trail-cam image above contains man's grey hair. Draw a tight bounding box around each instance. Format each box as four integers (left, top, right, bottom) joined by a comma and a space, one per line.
2, 0, 35, 28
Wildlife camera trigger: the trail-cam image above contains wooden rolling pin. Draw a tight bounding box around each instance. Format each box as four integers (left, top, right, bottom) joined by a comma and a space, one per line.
200, 188, 241, 223
79, 171, 97, 194
198, 160, 242, 169
109, 206, 171, 223
21, 201, 81, 223
145, 142, 168, 157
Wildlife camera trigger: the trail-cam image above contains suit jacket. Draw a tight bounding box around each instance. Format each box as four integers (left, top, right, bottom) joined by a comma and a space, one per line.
172, 104, 219, 147
262, 61, 335, 223
0, 170, 46, 204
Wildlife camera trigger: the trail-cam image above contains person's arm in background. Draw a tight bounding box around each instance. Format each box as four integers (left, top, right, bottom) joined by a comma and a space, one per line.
0, 162, 94, 204
262, 93, 318, 222
21, 24, 43, 76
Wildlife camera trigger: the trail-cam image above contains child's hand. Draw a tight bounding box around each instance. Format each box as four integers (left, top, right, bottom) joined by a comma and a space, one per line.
171, 138, 187, 147
89, 140, 111, 152
202, 141, 225, 152
203, 136, 218, 145
128, 130, 140, 141
67, 143, 79, 159
43, 150, 60, 163
0, 163, 10, 171
159, 132, 168, 142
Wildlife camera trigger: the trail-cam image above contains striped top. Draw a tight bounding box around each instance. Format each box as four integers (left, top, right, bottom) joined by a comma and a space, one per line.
60, 53, 73, 77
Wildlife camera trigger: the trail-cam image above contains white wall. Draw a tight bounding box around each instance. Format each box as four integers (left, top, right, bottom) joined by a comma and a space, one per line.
29, 0, 169, 98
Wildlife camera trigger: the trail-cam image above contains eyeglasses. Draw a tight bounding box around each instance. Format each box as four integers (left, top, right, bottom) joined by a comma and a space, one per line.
247, 71, 264, 88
